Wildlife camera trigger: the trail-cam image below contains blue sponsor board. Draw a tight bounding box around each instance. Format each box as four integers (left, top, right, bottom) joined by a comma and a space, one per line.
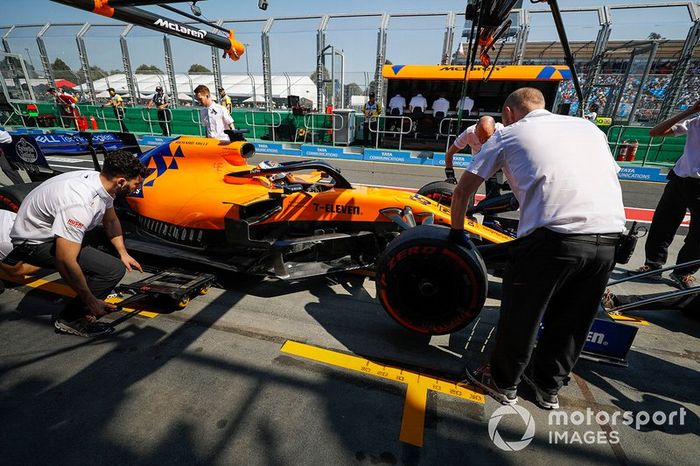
6, 128, 46, 135
138, 135, 177, 146
254, 142, 302, 156
301, 144, 363, 160
617, 166, 667, 182
364, 148, 434, 165
539, 317, 638, 364
432, 152, 473, 168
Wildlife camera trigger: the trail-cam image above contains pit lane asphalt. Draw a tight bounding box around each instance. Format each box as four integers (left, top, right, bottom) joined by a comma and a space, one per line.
0, 151, 697, 465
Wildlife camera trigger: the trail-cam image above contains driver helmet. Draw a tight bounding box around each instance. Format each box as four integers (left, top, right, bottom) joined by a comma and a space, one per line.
256, 160, 288, 184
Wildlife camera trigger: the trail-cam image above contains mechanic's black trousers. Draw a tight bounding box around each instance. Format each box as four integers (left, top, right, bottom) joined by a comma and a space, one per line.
113, 107, 128, 133
490, 228, 617, 393
5, 241, 125, 321
645, 171, 700, 275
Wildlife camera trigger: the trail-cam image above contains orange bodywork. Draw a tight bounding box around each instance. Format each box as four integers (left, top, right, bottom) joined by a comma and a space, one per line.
128, 136, 513, 245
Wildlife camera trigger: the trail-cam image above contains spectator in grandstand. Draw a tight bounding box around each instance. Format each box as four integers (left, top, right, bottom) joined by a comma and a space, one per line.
631, 100, 700, 290
218, 87, 232, 113
48, 87, 79, 130
147, 86, 172, 137
443, 115, 503, 183
194, 84, 234, 141
361, 92, 382, 146
456, 95, 475, 115
409, 92, 428, 113
388, 93, 406, 115
431, 95, 450, 116
104, 88, 129, 133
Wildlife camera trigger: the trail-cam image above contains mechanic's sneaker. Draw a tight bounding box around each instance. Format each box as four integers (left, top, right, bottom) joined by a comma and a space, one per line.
54, 317, 113, 338
627, 264, 662, 281
461, 364, 517, 405
522, 373, 559, 410
669, 272, 696, 290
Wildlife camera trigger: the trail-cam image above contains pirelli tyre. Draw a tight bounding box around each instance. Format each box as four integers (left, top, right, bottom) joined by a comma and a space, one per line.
417, 180, 455, 207
376, 224, 488, 335
0, 182, 41, 212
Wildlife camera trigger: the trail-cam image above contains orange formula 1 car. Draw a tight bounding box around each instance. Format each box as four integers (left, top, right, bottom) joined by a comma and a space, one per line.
116, 131, 513, 281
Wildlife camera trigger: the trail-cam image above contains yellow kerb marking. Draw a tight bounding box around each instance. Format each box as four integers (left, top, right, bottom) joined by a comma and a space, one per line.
280, 340, 484, 447
0, 271, 158, 318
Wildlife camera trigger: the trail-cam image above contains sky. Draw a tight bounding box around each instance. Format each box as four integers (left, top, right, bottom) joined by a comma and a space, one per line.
1, 0, 694, 83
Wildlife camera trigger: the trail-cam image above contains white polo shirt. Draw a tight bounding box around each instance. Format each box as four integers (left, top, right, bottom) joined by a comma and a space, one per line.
388, 95, 406, 114
409, 94, 427, 112
671, 114, 700, 179
0, 210, 17, 259
11, 170, 114, 245
432, 98, 450, 115
457, 96, 475, 113
454, 122, 504, 154
200, 102, 234, 141
467, 109, 626, 237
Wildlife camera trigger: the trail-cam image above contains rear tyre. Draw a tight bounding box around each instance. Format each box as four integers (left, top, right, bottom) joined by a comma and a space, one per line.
376, 224, 488, 335
0, 182, 42, 212
417, 181, 455, 207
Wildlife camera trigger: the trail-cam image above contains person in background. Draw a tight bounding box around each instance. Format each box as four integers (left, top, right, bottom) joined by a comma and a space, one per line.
450, 88, 625, 409
48, 87, 79, 130
584, 103, 599, 122
630, 100, 700, 289
147, 86, 172, 136
194, 84, 234, 141
409, 92, 428, 113
456, 95, 475, 115
388, 93, 406, 115
431, 95, 450, 116
218, 87, 233, 113
362, 92, 382, 146
104, 88, 129, 133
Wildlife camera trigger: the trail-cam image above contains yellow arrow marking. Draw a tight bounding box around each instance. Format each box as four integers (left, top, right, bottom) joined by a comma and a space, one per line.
0, 271, 159, 318
608, 313, 649, 325
280, 340, 484, 447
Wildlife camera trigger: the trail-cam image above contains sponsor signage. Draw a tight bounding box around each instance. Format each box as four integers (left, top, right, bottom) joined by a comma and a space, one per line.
617, 166, 667, 182
254, 142, 302, 156
432, 152, 473, 168
301, 144, 363, 160
364, 148, 433, 165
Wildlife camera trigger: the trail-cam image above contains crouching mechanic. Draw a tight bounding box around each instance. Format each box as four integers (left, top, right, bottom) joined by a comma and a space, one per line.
450, 88, 626, 409
3, 150, 148, 337
444, 116, 503, 184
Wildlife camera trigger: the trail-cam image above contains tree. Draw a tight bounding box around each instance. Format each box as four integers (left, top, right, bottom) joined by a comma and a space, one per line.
51, 58, 76, 80
76, 65, 108, 83
648, 32, 664, 40
188, 63, 211, 73
136, 64, 163, 74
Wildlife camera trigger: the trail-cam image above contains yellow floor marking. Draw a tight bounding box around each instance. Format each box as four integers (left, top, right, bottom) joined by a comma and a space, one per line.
0, 271, 158, 318
608, 313, 650, 325
280, 340, 484, 447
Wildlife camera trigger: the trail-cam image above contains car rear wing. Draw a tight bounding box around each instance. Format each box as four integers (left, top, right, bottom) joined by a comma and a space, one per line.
0, 130, 141, 184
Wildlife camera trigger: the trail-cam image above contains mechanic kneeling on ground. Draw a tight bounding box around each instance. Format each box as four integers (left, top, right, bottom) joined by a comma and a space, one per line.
450, 87, 626, 409
3, 150, 148, 337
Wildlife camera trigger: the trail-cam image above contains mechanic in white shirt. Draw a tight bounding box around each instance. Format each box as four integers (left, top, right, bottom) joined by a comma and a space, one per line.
456, 95, 475, 114
408, 93, 428, 113
194, 84, 234, 141
388, 93, 407, 115
584, 103, 598, 122
632, 100, 700, 289
451, 87, 625, 409
4, 150, 147, 337
443, 116, 503, 183
431, 96, 450, 116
